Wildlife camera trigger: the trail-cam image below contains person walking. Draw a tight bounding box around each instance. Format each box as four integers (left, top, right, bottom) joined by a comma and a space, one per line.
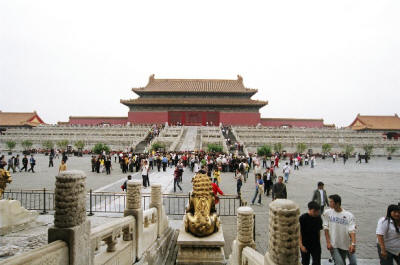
272, 176, 287, 200
141, 160, 150, 188
263, 167, 274, 197
311, 182, 329, 214
105, 157, 111, 175
234, 169, 244, 198
27, 155, 36, 173
283, 162, 291, 183
323, 194, 357, 265
49, 153, 54, 167
213, 167, 221, 185
173, 166, 183, 192
7, 156, 16, 173
376, 204, 400, 265
59, 159, 67, 173
20, 155, 28, 172
162, 155, 168, 172
211, 182, 224, 204
251, 173, 264, 205
14, 155, 20, 172
300, 201, 323, 265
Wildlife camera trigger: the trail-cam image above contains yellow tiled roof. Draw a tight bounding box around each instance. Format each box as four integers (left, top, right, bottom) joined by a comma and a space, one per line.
132, 75, 257, 94
121, 97, 268, 107
350, 114, 400, 130
0, 111, 45, 126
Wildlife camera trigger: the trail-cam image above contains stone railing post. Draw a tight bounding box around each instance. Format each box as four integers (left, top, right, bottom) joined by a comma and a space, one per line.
124, 180, 143, 260
229, 206, 256, 265
265, 199, 300, 265
48, 170, 91, 265
149, 183, 162, 237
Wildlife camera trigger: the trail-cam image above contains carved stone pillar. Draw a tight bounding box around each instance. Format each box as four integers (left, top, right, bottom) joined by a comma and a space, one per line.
124, 180, 143, 260
265, 199, 300, 265
149, 183, 163, 237
229, 206, 255, 265
48, 170, 91, 265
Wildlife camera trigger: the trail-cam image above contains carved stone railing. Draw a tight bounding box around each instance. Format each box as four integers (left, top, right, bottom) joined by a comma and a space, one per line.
90, 216, 136, 265
0, 241, 69, 265
1, 173, 173, 265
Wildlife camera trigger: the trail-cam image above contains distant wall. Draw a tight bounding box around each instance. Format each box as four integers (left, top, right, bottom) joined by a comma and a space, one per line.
128, 111, 168, 124
69, 117, 128, 125
260, 119, 324, 128
220, 112, 260, 125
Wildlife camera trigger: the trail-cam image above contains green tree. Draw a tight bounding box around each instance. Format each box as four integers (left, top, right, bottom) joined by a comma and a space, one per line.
363, 144, 374, 156
322, 143, 332, 154
343, 145, 354, 157
151, 142, 165, 152
57, 140, 69, 151
207, 143, 223, 153
21, 140, 33, 151
42, 140, 54, 150
273, 142, 283, 154
92, 143, 110, 154
74, 140, 85, 150
386, 146, 398, 156
5, 140, 16, 152
257, 145, 272, 156
296, 143, 307, 154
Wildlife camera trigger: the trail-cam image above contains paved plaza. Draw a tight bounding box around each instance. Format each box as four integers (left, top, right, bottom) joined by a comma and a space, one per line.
2, 153, 400, 263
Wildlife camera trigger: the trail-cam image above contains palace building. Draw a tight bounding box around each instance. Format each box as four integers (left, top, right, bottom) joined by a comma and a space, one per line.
0, 111, 45, 130
121, 75, 268, 126
349, 114, 400, 139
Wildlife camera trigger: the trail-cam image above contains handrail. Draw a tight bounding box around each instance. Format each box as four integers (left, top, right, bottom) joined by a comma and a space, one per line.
90, 215, 134, 240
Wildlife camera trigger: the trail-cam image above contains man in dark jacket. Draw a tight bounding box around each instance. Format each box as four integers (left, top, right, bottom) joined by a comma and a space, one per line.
311, 182, 329, 213
272, 176, 287, 200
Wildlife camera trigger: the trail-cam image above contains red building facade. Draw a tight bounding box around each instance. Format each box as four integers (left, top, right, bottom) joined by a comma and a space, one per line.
121, 75, 267, 126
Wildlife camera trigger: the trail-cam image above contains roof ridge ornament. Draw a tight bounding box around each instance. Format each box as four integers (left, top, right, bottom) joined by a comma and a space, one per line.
149, 74, 155, 83
237, 75, 243, 83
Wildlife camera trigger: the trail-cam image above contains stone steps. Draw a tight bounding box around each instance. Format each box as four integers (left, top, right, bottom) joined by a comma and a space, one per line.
164, 229, 180, 265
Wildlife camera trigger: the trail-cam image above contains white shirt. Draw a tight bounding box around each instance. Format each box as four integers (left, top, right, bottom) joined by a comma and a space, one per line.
283, 165, 290, 174
376, 217, 400, 255
319, 189, 324, 205
141, 165, 149, 176
323, 208, 356, 250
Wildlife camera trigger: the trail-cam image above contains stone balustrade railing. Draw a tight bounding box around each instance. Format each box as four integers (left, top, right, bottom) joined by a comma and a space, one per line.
1, 173, 173, 265
228, 200, 301, 265
0, 241, 69, 265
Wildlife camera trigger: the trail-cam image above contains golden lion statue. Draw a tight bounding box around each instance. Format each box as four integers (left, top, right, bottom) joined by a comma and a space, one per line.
0, 169, 12, 198
184, 173, 220, 237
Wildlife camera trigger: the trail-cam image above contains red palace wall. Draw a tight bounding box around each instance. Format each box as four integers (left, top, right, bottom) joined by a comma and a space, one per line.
128, 111, 168, 124
220, 112, 261, 126
69, 117, 128, 125
260, 119, 324, 128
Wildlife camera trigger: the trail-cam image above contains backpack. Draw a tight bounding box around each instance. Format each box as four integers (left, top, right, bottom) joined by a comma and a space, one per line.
121, 180, 127, 191
239, 163, 244, 171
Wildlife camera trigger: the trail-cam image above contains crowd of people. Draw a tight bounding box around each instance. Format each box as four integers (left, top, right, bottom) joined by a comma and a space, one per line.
1, 145, 398, 265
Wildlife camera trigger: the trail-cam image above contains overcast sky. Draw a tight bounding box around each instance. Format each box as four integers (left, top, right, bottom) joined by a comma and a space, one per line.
1, 0, 399, 127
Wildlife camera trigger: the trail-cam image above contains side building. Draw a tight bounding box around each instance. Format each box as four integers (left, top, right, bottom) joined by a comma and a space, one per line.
349, 114, 400, 139
0, 111, 45, 132
121, 75, 268, 126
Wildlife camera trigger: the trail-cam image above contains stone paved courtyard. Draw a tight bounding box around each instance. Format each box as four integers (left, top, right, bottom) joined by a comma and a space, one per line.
3, 153, 400, 263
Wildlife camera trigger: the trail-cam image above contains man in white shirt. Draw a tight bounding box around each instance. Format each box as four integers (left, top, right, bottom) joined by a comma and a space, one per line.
141, 160, 150, 188
282, 162, 291, 183
323, 194, 357, 265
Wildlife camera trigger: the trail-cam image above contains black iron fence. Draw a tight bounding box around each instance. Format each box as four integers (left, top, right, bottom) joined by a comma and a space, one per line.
2, 189, 239, 217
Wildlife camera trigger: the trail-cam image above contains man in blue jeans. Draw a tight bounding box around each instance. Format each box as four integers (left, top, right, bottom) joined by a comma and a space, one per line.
251, 173, 264, 205
323, 194, 357, 265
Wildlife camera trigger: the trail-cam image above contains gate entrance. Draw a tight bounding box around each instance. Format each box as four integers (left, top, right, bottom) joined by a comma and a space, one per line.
168, 111, 219, 126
